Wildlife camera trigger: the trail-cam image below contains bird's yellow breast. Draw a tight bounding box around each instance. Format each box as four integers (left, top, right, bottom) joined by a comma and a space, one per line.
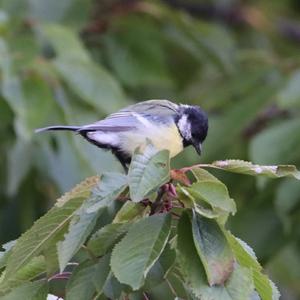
120, 122, 183, 157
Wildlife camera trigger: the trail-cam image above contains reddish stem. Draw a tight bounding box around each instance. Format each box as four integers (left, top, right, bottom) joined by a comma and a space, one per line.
48, 272, 72, 282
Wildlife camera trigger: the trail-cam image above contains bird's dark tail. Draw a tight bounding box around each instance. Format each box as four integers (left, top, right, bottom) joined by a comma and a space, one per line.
35, 125, 81, 133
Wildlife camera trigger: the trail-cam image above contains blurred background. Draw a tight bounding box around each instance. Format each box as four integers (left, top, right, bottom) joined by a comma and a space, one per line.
0, 0, 300, 298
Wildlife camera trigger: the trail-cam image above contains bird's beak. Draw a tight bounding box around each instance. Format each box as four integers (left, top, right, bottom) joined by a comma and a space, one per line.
193, 141, 202, 155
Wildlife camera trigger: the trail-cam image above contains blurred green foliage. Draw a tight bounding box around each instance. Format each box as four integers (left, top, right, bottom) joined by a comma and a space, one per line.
0, 0, 300, 298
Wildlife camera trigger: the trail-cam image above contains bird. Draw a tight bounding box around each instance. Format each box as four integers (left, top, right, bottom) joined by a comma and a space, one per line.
36, 99, 208, 171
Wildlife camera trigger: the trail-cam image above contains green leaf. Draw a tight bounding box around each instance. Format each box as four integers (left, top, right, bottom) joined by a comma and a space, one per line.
37, 135, 94, 192
250, 119, 300, 165
46, 177, 95, 276
177, 185, 220, 219
0, 39, 55, 140
166, 12, 236, 73
85, 173, 128, 213
177, 212, 254, 299
177, 211, 214, 296
223, 264, 255, 300
6, 136, 30, 196
113, 202, 150, 223
87, 223, 130, 257
253, 271, 280, 300
145, 280, 177, 300
275, 179, 300, 232
104, 18, 172, 88
277, 70, 300, 108
111, 213, 171, 290
0, 39, 28, 139
54, 59, 127, 114
42, 24, 129, 114
57, 204, 102, 273
0, 256, 46, 295
191, 211, 234, 285
184, 168, 236, 215
143, 244, 176, 290
43, 243, 59, 276
102, 274, 124, 299
93, 255, 112, 295
200, 81, 279, 162
66, 255, 110, 300
42, 24, 90, 62
129, 143, 170, 202
22, 72, 56, 133
227, 234, 260, 270
4, 197, 85, 281
266, 245, 297, 300
208, 160, 300, 180
28, 0, 75, 22
57, 173, 127, 271
8, 137, 33, 195
7, 73, 53, 196
0, 280, 47, 300
227, 233, 280, 300
165, 269, 193, 300
128, 291, 145, 300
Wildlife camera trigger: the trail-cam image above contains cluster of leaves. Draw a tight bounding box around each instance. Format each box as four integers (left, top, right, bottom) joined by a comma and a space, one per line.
1, 144, 300, 299
1, 0, 300, 297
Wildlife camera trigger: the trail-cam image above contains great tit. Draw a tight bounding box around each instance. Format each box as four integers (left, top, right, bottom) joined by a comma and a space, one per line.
36, 99, 208, 170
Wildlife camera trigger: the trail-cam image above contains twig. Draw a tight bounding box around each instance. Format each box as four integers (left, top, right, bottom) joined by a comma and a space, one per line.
48, 272, 72, 282
162, 0, 246, 25
163, 1, 300, 44
143, 292, 150, 300
242, 105, 289, 138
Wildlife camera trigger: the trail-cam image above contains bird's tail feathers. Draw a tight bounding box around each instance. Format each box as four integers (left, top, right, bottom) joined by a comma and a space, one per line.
35, 125, 81, 133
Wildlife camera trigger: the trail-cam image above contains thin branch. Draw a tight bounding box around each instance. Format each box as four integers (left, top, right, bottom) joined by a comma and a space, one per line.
48, 272, 72, 282
162, 0, 246, 25
143, 292, 150, 300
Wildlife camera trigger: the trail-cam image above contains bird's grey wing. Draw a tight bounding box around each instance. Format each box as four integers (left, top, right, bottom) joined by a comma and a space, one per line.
79, 99, 179, 132
79, 112, 140, 133
120, 99, 179, 122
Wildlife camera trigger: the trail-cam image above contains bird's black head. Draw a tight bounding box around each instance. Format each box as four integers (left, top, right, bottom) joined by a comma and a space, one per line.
176, 105, 208, 155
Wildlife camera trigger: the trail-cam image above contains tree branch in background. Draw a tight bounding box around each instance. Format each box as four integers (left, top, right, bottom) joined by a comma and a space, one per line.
243, 105, 290, 139
81, 0, 300, 45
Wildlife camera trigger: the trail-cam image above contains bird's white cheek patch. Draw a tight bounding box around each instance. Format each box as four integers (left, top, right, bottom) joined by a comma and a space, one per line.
87, 132, 119, 147
177, 114, 191, 140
